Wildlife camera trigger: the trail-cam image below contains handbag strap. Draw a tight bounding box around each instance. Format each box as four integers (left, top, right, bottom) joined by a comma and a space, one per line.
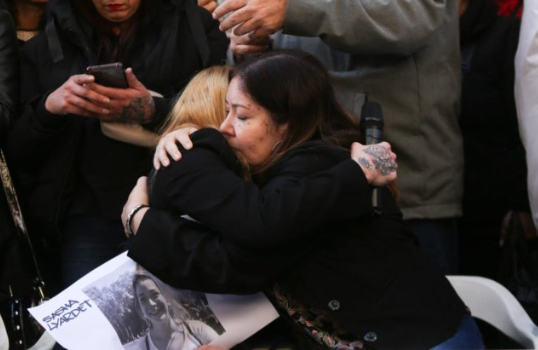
0, 149, 46, 301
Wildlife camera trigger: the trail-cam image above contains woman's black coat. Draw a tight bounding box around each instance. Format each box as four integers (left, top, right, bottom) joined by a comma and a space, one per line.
5, 0, 228, 237
129, 129, 466, 349
0, 9, 18, 146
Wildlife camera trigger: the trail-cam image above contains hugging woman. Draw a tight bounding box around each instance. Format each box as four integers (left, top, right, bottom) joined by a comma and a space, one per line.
122, 50, 483, 350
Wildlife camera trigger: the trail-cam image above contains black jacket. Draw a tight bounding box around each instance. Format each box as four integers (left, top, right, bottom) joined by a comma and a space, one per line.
6, 0, 228, 237
129, 129, 466, 349
459, 0, 527, 217
0, 9, 18, 147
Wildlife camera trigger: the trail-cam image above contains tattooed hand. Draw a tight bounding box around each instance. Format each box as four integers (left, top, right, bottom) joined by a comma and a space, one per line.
86, 68, 155, 124
351, 141, 397, 186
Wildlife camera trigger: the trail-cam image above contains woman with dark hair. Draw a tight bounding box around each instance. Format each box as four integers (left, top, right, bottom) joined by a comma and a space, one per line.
123, 50, 483, 350
126, 272, 217, 350
6, 0, 228, 289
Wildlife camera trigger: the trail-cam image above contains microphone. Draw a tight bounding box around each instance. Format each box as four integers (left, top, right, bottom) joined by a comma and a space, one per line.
360, 101, 384, 145
360, 100, 384, 214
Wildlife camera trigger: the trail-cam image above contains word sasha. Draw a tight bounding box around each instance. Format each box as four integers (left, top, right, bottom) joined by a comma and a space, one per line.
42, 299, 93, 330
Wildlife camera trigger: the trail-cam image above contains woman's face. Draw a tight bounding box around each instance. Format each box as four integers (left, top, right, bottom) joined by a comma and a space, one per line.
136, 278, 169, 324
91, 0, 142, 23
220, 77, 287, 167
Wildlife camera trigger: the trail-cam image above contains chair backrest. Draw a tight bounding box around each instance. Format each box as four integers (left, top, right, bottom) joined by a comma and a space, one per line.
447, 275, 538, 349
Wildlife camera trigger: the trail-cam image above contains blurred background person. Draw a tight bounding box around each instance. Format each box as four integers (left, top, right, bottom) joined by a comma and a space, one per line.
0, 0, 48, 44
6, 0, 228, 291
458, 0, 532, 279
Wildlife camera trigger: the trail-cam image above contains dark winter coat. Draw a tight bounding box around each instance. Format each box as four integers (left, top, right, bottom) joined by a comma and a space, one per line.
6, 0, 228, 238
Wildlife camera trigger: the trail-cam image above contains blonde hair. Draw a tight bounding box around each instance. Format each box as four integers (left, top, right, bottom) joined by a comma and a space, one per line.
159, 65, 231, 137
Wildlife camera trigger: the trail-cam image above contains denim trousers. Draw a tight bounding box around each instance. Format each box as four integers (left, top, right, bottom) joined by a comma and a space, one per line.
430, 313, 485, 350
406, 218, 460, 275
61, 215, 128, 287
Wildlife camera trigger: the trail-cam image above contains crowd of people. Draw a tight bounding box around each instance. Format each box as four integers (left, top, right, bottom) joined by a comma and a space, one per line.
0, 0, 537, 349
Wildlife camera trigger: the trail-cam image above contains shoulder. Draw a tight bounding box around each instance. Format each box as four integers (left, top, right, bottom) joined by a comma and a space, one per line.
275, 141, 349, 174
0, 10, 16, 36
123, 335, 147, 350
184, 320, 219, 344
190, 128, 228, 150
0, 9, 13, 23
152, 128, 240, 183
186, 128, 240, 170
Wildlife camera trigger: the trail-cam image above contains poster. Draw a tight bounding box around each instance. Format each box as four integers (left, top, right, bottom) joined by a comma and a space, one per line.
28, 252, 279, 350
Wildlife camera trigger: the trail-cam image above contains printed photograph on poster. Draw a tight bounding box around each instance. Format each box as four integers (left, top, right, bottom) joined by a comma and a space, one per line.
28, 252, 279, 350
83, 262, 225, 349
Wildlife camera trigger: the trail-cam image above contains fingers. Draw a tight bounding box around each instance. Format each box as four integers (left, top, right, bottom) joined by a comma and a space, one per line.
73, 74, 95, 86
213, 0, 245, 21
153, 134, 179, 169
45, 74, 111, 116
153, 127, 198, 169
230, 31, 271, 55
153, 134, 182, 169
124, 68, 143, 90
198, 0, 218, 12
153, 143, 173, 170
216, 5, 254, 33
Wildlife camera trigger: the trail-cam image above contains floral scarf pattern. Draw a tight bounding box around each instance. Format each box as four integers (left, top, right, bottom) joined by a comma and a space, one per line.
272, 284, 364, 350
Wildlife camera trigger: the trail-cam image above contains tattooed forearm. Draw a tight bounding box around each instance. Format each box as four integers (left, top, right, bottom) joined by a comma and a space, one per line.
120, 97, 155, 123
364, 145, 397, 175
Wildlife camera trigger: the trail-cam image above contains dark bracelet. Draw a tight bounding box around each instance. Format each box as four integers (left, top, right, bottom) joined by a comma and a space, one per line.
125, 204, 149, 238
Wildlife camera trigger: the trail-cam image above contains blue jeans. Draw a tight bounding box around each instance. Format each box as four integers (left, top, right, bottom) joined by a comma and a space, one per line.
430, 313, 485, 350
61, 216, 128, 287
406, 218, 459, 274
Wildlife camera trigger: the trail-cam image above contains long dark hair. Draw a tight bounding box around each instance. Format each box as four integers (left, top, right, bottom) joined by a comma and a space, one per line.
231, 49, 362, 174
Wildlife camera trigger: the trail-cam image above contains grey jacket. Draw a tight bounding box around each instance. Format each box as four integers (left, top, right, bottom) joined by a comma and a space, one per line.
274, 0, 463, 219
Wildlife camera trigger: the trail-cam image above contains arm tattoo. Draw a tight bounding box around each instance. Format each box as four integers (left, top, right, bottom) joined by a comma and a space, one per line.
364, 146, 396, 175
120, 97, 155, 123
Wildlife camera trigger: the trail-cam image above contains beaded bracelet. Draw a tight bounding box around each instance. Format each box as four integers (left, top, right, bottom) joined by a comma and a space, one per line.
125, 204, 149, 238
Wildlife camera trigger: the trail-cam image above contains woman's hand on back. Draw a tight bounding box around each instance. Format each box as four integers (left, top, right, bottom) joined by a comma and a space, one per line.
351, 141, 397, 186
153, 126, 199, 169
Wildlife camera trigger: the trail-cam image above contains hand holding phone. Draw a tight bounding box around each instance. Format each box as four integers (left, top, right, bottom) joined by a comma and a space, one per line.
86, 62, 128, 89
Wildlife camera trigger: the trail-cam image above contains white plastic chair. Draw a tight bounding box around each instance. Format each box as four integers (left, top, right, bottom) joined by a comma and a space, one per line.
447, 275, 538, 349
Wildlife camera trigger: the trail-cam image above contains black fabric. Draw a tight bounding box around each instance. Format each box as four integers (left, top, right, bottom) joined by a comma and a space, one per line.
129, 128, 467, 349
499, 215, 538, 323
0, 10, 18, 147
5, 0, 229, 239
458, 0, 528, 280
459, 0, 497, 47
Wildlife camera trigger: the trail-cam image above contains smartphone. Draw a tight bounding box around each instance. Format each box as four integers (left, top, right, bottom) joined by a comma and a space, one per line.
86, 62, 128, 88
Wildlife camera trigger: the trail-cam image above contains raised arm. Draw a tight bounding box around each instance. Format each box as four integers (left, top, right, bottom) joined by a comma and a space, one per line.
135, 129, 396, 248
127, 129, 397, 291
214, 0, 447, 56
